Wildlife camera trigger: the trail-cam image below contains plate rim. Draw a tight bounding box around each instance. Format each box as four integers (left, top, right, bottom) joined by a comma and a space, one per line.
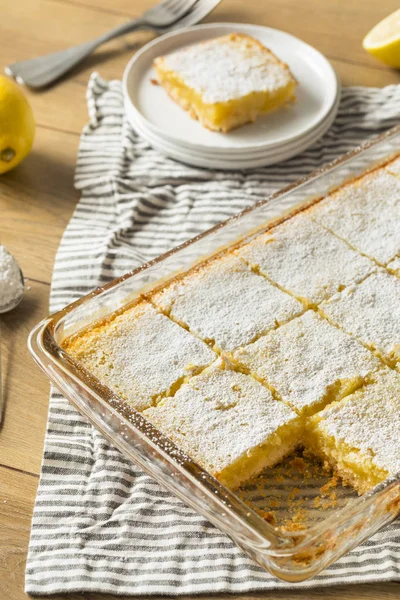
125, 89, 340, 162
125, 82, 341, 160
128, 97, 340, 170
122, 22, 339, 152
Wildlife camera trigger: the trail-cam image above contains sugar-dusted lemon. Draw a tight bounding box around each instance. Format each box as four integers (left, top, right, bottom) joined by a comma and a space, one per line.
363, 9, 400, 68
0, 76, 35, 174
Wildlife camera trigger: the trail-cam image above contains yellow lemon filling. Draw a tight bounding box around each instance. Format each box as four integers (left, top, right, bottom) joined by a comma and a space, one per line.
155, 67, 296, 132
305, 419, 388, 494
217, 419, 303, 489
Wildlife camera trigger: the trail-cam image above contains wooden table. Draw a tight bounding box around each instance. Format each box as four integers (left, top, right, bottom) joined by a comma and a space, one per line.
1, 1, 400, 598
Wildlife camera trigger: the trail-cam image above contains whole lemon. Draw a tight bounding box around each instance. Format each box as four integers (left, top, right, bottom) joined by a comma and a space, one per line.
0, 76, 35, 174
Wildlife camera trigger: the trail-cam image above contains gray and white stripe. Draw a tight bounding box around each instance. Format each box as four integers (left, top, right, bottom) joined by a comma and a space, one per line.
26, 73, 400, 595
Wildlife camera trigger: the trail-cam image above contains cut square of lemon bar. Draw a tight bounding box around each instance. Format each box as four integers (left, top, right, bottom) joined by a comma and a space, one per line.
310, 169, 400, 265
320, 270, 400, 367
63, 300, 215, 412
306, 368, 400, 494
235, 211, 375, 307
231, 311, 380, 417
149, 254, 303, 353
153, 33, 297, 133
143, 361, 302, 489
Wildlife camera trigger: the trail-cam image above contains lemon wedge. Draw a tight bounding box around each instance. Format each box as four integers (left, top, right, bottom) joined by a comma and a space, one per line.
363, 9, 400, 68
0, 76, 35, 175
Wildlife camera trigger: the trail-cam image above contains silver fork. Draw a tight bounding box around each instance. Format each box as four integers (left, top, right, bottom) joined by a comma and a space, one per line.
5, 0, 221, 89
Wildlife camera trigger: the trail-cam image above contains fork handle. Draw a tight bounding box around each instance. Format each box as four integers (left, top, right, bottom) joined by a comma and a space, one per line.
5, 17, 145, 89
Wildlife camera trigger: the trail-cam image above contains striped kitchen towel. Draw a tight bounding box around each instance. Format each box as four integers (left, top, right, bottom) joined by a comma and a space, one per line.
26, 73, 400, 595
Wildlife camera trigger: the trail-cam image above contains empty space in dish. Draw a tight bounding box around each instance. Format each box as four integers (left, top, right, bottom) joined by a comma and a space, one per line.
236, 451, 356, 532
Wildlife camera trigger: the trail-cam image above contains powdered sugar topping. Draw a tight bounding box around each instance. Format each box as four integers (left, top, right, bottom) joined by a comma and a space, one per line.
151, 254, 303, 352
64, 300, 216, 411
161, 35, 294, 103
232, 311, 380, 415
320, 270, 400, 364
144, 360, 299, 476
311, 169, 400, 265
236, 212, 375, 306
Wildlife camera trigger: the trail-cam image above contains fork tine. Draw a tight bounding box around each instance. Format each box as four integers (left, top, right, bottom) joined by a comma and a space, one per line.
146, 0, 198, 27
159, 0, 180, 10
167, 0, 221, 30
161, 0, 197, 15
182, 0, 220, 27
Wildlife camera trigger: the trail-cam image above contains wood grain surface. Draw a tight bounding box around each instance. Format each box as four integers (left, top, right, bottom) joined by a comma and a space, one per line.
0, 1, 399, 598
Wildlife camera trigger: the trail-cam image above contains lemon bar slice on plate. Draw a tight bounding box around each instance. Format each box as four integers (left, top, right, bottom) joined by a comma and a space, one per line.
231, 311, 380, 417
150, 254, 303, 353
154, 33, 297, 132
320, 270, 400, 367
235, 212, 375, 307
306, 368, 400, 494
310, 169, 400, 266
144, 361, 302, 489
63, 300, 215, 412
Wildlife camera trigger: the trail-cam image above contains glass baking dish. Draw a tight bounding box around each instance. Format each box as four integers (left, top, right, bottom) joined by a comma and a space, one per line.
29, 125, 400, 582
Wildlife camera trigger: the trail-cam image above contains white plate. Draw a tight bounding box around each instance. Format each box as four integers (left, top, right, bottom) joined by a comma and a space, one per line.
127, 94, 338, 163
132, 122, 335, 170
125, 81, 341, 161
129, 91, 340, 170
123, 23, 338, 154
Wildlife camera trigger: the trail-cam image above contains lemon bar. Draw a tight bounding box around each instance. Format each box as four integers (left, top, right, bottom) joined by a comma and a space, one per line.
306, 368, 400, 494
63, 300, 215, 412
320, 270, 400, 367
231, 311, 380, 417
150, 254, 303, 352
235, 212, 374, 307
143, 361, 302, 489
310, 169, 400, 265
154, 33, 297, 133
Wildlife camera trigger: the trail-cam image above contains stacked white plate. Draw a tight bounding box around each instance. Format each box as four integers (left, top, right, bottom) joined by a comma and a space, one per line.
123, 23, 340, 170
